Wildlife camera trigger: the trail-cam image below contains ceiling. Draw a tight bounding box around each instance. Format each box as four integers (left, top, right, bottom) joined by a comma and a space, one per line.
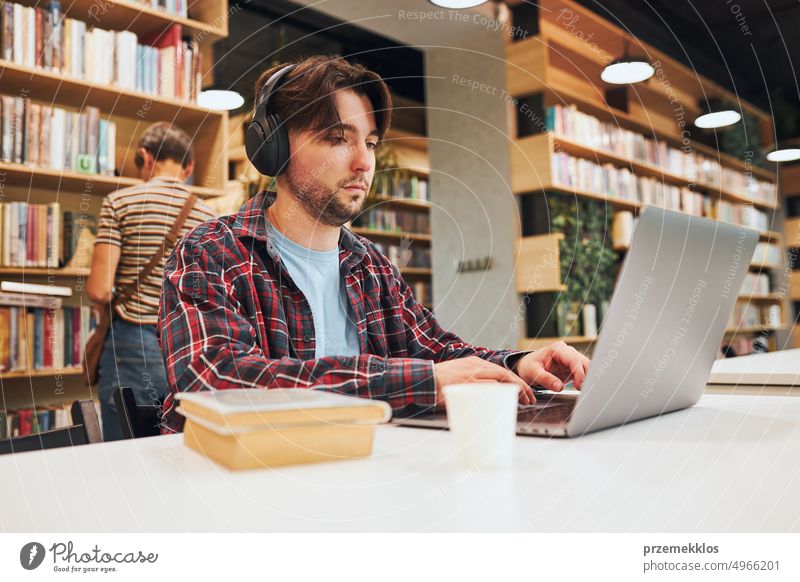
214, 0, 800, 140
572, 0, 800, 140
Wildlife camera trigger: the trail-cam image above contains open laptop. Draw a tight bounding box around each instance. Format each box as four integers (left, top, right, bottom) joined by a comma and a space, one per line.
394, 206, 759, 437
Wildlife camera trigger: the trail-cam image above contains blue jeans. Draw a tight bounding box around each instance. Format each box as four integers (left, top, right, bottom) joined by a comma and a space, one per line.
98, 317, 168, 441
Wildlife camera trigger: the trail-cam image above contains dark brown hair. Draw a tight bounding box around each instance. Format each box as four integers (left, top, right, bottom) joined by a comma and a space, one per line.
134, 122, 194, 168
253, 55, 393, 141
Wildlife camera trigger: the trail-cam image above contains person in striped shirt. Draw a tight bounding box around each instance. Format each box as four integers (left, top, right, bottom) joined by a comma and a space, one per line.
158, 56, 591, 434
87, 122, 216, 441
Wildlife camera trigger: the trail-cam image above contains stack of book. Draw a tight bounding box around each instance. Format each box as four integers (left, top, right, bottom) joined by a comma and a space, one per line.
0, 3, 202, 102
0, 95, 115, 175
176, 388, 392, 470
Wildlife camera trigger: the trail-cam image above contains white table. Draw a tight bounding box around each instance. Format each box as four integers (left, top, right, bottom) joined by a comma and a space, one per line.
1, 395, 799, 532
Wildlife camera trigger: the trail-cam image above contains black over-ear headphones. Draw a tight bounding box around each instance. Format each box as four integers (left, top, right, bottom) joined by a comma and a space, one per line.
245, 64, 296, 176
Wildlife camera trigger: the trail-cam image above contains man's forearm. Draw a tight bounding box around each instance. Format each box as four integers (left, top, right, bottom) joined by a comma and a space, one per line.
161, 345, 439, 433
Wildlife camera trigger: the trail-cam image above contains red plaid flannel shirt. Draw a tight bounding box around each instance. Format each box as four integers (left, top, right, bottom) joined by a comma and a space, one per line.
157, 191, 530, 434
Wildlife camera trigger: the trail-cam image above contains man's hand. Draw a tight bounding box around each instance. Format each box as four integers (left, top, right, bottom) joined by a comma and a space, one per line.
433, 356, 535, 409
515, 341, 591, 392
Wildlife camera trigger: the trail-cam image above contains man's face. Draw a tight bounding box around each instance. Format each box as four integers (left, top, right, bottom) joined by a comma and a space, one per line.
282, 89, 379, 227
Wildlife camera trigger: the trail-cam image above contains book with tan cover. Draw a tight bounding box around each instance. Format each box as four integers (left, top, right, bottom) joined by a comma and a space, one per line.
176, 389, 392, 470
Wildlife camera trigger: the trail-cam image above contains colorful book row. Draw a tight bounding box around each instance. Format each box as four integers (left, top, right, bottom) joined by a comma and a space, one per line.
0, 305, 94, 372
0, 95, 115, 175
1, 3, 202, 101
353, 208, 431, 234
546, 104, 776, 205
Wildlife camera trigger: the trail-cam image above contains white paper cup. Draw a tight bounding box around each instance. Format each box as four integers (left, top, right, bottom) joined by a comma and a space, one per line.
443, 382, 520, 470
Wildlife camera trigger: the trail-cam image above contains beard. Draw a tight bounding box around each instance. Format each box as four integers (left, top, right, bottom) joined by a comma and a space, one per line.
284, 165, 368, 227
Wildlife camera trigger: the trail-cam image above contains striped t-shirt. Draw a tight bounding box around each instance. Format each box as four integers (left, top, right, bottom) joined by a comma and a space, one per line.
95, 176, 216, 325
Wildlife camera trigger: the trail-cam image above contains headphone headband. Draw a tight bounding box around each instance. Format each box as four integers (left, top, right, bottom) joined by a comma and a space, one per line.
255, 64, 295, 112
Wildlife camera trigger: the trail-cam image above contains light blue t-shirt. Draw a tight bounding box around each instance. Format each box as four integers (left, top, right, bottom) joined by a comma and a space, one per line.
267, 223, 361, 359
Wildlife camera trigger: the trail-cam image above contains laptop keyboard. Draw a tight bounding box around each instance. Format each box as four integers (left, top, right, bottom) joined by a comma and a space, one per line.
518, 399, 576, 425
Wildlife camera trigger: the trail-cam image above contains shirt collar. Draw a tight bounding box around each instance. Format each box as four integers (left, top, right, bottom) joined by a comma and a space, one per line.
230, 190, 367, 261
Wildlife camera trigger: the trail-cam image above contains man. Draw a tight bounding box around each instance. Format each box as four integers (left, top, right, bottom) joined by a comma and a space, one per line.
158, 55, 590, 434
87, 122, 216, 441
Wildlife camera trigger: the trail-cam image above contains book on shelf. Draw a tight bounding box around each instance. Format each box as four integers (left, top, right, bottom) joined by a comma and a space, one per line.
373, 173, 429, 202
714, 201, 769, 231
0, 94, 115, 175
752, 242, 781, 267
1, 281, 73, 296
62, 211, 97, 268
0, 400, 101, 439
0, 203, 97, 269
372, 242, 432, 270
0, 304, 93, 372
550, 151, 770, 231
130, 0, 188, 19
543, 104, 776, 205
412, 281, 432, 306
0, 291, 62, 308
0, 5, 202, 102
352, 207, 430, 234
740, 272, 770, 295
728, 302, 781, 329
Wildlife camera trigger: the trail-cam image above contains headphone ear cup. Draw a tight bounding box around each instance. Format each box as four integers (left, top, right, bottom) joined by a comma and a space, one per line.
266, 113, 291, 176
245, 114, 290, 177
245, 119, 272, 175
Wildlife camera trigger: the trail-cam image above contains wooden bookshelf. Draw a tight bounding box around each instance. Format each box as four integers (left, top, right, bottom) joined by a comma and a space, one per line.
511, 132, 777, 212
0, 267, 89, 277
535, 132, 775, 209
0, 0, 230, 417
740, 293, 785, 302
725, 325, 786, 335
0, 160, 222, 199
0, 59, 222, 127
0, 367, 82, 380
505, 1, 776, 163
399, 267, 433, 277
11, 0, 228, 42
616, 234, 780, 250
372, 195, 431, 210
506, 0, 783, 354
350, 227, 432, 243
